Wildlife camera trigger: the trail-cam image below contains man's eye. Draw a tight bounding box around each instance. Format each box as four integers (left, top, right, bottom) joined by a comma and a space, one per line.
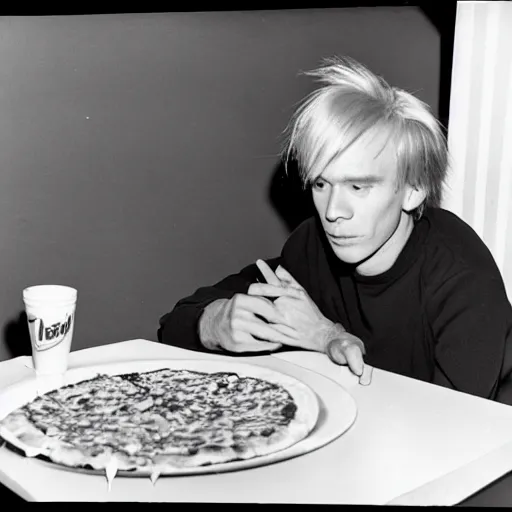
313, 180, 325, 190
352, 184, 370, 192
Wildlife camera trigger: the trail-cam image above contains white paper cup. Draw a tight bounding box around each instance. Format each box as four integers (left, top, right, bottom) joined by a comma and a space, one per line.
23, 285, 78, 375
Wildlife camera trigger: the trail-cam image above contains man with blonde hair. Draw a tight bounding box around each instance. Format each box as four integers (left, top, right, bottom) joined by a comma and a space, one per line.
159, 56, 512, 404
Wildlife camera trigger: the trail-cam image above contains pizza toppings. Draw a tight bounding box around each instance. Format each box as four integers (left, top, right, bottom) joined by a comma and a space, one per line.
150, 468, 162, 485
0, 365, 318, 483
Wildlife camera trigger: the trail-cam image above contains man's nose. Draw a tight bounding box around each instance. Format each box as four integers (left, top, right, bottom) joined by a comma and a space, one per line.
325, 188, 353, 222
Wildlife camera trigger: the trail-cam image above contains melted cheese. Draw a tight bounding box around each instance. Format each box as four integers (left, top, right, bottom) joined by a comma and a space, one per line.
105, 457, 118, 491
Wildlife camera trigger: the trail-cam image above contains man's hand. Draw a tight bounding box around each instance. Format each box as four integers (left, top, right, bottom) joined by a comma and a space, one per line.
249, 261, 337, 353
198, 293, 298, 353
250, 260, 371, 383
325, 332, 366, 377
247, 260, 346, 352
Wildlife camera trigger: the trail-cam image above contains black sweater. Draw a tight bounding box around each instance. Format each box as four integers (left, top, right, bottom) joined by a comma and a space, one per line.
158, 207, 512, 405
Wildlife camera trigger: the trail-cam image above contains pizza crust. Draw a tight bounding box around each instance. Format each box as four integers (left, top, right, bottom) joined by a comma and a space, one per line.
0, 412, 50, 458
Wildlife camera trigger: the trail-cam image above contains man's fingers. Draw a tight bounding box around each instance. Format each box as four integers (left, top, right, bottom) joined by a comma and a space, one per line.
255, 260, 303, 292
235, 318, 296, 345
236, 294, 283, 323
326, 339, 347, 365
248, 283, 302, 298
358, 364, 373, 386
267, 322, 299, 339
232, 333, 283, 353
256, 259, 281, 286
240, 341, 283, 352
275, 266, 302, 288
327, 338, 364, 376
343, 343, 364, 377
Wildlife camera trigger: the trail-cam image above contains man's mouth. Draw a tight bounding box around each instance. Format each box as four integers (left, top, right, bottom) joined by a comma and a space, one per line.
327, 233, 360, 245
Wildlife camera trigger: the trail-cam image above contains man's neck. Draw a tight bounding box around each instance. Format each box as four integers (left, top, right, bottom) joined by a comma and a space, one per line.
356, 211, 415, 277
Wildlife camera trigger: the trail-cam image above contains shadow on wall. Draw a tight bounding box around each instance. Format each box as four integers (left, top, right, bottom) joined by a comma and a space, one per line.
268, 158, 316, 234
420, 3, 457, 134
4, 311, 32, 359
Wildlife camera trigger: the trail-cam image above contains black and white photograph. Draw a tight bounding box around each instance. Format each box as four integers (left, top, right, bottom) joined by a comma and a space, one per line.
0, 1, 512, 506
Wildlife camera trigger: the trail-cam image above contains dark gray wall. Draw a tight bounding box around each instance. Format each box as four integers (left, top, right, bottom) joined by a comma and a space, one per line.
0, 8, 439, 360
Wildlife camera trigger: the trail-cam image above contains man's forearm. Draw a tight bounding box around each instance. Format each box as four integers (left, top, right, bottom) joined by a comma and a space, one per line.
198, 298, 228, 351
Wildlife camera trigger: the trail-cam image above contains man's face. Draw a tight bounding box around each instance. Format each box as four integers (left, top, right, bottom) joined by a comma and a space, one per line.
311, 129, 414, 275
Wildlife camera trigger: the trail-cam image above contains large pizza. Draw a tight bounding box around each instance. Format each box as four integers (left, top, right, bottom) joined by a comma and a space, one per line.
0, 360, 319, 482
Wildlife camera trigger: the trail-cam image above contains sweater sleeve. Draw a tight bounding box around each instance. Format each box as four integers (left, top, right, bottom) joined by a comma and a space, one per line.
157, 257, 281, 353
428, 269, 512, 404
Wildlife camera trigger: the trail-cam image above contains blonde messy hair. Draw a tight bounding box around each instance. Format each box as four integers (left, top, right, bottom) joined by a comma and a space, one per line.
282, 56, 448, 211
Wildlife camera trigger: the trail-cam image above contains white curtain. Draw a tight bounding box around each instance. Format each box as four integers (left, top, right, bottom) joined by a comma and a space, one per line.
442, 1, 512, 298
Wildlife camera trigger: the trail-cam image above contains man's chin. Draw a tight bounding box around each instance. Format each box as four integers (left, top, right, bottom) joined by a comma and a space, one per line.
330, 245, 368, 265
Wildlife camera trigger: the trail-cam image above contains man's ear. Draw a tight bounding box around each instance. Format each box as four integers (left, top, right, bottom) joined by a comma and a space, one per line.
402, 184, 427, 213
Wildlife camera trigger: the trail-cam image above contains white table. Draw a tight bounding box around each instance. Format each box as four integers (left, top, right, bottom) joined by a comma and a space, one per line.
2, 338, 512, 505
